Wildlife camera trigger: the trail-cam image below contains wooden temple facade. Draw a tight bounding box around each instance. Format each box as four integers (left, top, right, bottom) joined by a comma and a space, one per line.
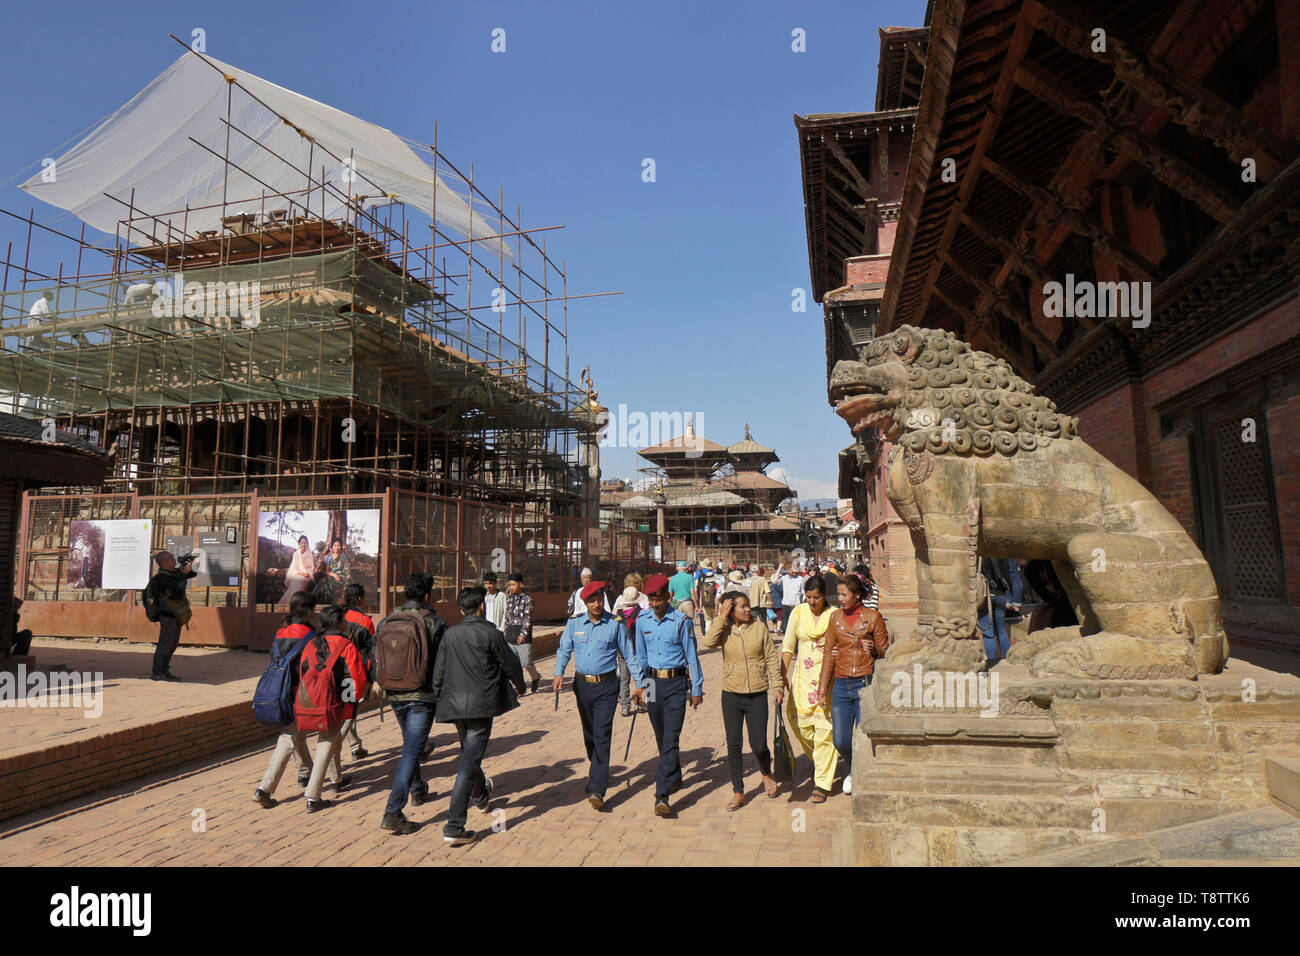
805, 0, 1300, 646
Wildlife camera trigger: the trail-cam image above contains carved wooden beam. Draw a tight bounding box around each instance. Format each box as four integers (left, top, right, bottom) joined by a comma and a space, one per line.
939, 251, 1063, 359
981, 153, 1165, 281
930, 284, 1033, 373
958, 211, 1098, 332
820, 132, 874, 203
1014, 59, 1240, 224
908, 2, 1041, 331
905, 39, 928, 72
1030, 0, 1294, 179
876, 124, 891, 196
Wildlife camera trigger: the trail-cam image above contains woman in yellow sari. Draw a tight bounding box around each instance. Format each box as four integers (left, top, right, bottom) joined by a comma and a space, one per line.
780, 575, 836, 802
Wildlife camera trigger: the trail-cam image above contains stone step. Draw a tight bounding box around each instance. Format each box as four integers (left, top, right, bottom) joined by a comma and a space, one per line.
1266, 756, 1300, 815
1002, 806, 1300, 866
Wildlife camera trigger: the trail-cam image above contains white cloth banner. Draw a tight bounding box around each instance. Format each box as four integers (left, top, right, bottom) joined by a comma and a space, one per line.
21, 53, 501, 252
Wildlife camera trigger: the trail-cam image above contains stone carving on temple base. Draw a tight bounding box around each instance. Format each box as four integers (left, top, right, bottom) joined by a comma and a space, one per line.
829, 325, 1228, 680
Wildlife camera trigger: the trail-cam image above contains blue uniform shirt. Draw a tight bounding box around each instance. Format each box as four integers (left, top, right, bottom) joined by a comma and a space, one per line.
631, 606, 704, 696
556, 610, 641, 682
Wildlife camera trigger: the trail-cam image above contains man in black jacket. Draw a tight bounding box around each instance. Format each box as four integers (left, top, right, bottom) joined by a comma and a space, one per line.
432, 585, 525, 847
379, 573, 447, 836
148, 551, 197, 681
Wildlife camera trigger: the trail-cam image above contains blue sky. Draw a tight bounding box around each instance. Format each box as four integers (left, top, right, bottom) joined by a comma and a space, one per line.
0, 0, 927, 502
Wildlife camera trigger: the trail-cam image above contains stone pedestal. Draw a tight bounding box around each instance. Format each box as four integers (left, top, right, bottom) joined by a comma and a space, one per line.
834, 658, 1300, 866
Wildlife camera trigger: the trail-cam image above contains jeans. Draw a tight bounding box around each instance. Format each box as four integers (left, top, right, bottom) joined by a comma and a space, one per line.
385, 700, 434, 814
575, 676, 618, 795
978, 595, 1011, 661
444, 717, 493, 835
831, 673, 870, 766
720, 690, 770, 793
647, 675, 688, 800
153, 616, 182, 675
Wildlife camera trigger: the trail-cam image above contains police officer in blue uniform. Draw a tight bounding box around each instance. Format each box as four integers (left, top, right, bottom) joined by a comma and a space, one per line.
554, 580, 642, 810
629, 574, 704, 817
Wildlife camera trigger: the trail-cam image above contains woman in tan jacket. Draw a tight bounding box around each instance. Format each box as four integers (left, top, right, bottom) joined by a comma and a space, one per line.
704, 593, 784, 809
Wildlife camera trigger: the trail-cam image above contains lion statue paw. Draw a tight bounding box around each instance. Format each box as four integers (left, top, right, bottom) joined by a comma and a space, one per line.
1029, 632, 1197, 680
903, 635, 986, 673
1005, 625, 1082, 663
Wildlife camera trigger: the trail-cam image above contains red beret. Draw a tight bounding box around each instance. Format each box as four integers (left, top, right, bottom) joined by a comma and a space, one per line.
644, 574, 670, 595
580, 581, 605, 601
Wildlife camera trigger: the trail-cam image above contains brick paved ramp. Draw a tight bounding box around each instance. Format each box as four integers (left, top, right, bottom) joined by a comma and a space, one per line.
0, 643, 846, 866
0, 626, 563, 824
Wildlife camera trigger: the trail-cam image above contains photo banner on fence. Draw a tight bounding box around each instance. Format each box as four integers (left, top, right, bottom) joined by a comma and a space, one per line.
67, 519, 153, 590
255, 508, 380, 606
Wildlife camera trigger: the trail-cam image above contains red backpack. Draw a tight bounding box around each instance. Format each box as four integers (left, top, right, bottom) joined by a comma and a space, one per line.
296, 637, 346, 733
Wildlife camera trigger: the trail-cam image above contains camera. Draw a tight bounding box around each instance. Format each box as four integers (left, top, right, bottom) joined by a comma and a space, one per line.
175, 552, 199, 567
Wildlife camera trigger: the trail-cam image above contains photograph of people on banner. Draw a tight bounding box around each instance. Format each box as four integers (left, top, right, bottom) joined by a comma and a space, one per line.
254, 508, 379, 606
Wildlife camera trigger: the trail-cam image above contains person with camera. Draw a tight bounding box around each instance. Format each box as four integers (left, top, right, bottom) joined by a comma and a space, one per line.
147, 550, 197, 681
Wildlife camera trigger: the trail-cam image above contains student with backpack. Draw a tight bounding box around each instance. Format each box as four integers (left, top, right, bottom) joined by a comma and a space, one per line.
253, 594, 328, 806
375, 572, 447, 835
295, 604, 370, 812
340, 584, 376, 760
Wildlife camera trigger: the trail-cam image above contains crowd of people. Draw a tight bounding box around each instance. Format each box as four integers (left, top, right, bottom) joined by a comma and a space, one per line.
229, 552, 900, 846
138, 543, 1068, 846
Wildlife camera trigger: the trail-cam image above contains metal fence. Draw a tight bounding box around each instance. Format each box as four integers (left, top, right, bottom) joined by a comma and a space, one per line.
19, 487, 679, 618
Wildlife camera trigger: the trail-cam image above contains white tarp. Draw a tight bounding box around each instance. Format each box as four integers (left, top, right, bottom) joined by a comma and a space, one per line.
21, 52, 502, 251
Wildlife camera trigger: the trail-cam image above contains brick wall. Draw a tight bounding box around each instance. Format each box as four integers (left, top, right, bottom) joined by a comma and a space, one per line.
0, 700, 283, 823
1074, 383, 1148, 484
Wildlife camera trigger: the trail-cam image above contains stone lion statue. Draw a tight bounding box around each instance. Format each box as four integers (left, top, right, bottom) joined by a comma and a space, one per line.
830, 325, 1226, 680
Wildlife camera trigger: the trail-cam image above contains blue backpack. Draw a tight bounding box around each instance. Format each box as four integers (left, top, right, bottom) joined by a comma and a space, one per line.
252, 625, 314, 726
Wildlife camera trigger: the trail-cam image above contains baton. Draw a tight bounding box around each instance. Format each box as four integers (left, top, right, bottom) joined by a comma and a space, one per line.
554, 683, 560, 711
623, 708, 637, 762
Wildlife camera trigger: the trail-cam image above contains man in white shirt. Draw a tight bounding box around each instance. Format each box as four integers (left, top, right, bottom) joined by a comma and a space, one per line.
28, 291, 53, 322
569, 567, 611, 617
482, 572, 507, 631
780, 569, 805, 633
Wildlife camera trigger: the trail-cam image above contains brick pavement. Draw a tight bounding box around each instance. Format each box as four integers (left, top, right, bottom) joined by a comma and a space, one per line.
1, 641, 848, 866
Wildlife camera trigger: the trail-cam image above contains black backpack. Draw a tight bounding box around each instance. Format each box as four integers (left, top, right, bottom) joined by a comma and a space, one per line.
141, 580, 162, 623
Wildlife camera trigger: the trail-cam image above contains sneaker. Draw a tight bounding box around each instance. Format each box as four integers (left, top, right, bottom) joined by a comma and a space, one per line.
351, 746, 368, 759
531, 677, 541, 694
297, 771, 311, 787
474, 777, 494, 812
842, 775, 852, 795
331, 774, 354, 794
587, 791, 605, 810
380, 812, 420, 835
654, 798, 674, 818
443, 829, 477, 847
252, 788, 277, 808
305, 797, 330, 813
409, 787, 428, 807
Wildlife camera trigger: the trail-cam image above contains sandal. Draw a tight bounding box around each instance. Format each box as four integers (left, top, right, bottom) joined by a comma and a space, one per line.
763, 776, 779, 798
726, 792, 747, 812
810, 788, 828, 804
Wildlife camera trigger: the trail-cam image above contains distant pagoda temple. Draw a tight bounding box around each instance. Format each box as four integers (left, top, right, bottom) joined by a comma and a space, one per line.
604, 418, 801, 564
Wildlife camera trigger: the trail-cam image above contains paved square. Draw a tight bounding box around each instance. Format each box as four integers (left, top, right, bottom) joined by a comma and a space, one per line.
1, 642, 847, 866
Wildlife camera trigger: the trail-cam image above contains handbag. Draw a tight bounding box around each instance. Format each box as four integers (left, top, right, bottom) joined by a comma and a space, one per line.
772, 704, 797, 783
504, 624, 523, 644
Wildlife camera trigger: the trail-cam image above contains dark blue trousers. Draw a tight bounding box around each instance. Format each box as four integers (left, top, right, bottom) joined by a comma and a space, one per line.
574, 676, 619, 796
647, 674, 688, 801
